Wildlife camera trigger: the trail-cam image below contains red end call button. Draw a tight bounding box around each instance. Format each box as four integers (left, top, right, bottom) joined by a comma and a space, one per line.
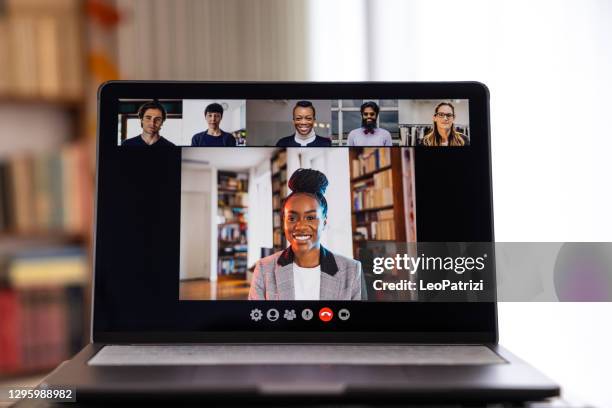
319, 307, 333, 322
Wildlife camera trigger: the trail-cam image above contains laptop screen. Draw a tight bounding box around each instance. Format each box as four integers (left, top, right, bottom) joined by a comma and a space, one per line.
94, 82, 495, 342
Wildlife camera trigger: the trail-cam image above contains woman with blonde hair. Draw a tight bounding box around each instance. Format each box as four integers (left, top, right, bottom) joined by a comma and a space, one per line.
421, 102, 468, 146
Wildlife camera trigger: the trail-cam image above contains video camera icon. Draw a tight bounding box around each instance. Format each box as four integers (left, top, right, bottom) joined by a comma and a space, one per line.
338, 308, 350, 321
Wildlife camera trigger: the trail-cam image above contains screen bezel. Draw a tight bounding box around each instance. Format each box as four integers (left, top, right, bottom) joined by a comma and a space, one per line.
93, 81, 496, 343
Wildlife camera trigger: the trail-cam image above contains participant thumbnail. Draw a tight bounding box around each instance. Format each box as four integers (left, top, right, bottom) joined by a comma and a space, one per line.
182, 99, 247, 146
178, 147, 418, 301
399, 100, 470, 146
245, 100, 332, 146
331, 100, 400, 146
117, 99, 182, 146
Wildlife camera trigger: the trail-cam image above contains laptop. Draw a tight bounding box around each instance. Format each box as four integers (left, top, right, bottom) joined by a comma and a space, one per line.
38, 81, 559, 404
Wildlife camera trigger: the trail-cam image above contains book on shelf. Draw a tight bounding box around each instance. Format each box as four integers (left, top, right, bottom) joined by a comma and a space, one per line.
0, 246, 88, 374
219, 222, 246, 242
273, 229, 283, 248
218, 191, 248, 207
353, 208, 396, 241
218, 257, 248, 275
0, 143, 92, 235
351, 148, 391, 178
271, 149, 288, 250
217, 171, 249, 276
352, 168, 394, 211
350, 148, 407, 255
0, 0, 84, 99
218, 171, 249, 192
271, 150, 287, 173
273, 212, 281, 229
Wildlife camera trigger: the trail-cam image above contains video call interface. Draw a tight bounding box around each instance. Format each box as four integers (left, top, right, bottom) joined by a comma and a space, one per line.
117, 98, 471, 302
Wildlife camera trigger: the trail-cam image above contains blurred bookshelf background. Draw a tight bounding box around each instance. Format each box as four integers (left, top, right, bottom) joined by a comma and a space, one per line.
0, 0, 308, 384
0, 0, 95, 382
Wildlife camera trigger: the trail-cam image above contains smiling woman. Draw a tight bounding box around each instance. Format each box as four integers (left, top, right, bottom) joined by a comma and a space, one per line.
275, 101, 333, 147
421, 102, 468, 147
248, 168, 366, 300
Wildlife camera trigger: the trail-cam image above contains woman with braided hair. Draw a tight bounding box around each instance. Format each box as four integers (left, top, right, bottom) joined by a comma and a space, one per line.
249, 168, 366, 300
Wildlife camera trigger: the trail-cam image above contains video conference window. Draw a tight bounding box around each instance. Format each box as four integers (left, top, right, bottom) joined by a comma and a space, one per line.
178, 147, 418, 301
118, 99, 469, 147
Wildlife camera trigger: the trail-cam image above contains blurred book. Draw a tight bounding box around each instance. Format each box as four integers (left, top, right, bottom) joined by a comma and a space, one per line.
0, 247, 87, 374
0, 0, 83, 99
0, 143, 91, 235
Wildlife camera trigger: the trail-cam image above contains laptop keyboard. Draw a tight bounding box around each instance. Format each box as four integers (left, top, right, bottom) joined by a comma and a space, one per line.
88, 344, 506, 366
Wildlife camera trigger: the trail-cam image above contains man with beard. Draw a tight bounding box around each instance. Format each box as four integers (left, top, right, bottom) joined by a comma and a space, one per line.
122, 100, 175, 146
347, 101, 392, 146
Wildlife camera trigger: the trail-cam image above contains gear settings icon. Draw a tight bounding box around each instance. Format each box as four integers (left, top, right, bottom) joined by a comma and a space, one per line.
250, 308, 263, 322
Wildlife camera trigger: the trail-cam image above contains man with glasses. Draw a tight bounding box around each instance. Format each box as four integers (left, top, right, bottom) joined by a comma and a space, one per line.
122, 100, 175, 146
347, 101, 392, 146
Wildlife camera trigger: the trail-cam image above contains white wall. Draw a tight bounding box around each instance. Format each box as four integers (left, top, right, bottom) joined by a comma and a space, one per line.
247, 160, 274, 268
308, 0, 368, 80
180, 163, 215, 281
308, 2, 612, 405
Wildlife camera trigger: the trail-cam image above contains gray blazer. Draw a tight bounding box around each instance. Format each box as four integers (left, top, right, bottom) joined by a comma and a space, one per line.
248, 246, 367, 300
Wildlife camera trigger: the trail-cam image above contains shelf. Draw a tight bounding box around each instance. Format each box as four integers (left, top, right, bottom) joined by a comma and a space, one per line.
353, 239, 399, 243
218, 204, 248, 209
0, 94, 84, 109
0, 231, 87, 244
218, 222, 246, 227
350, 164, 392, 183
219, 251, 247, 259
218, 188, 247, 193
219, 240, 246, 245
352, 205, 394, 213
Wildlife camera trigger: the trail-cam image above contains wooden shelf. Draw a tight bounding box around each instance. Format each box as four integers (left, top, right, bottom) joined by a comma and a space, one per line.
0, 94, 84, 108
271, 149, 288, 252
350, 164, 392, 183
218, 221, 246, 227
0, 0, 93, 380
217, 171, 249, 275
218, 188, 246, 193
352, 204, 394, 214
349, 148, 406, 258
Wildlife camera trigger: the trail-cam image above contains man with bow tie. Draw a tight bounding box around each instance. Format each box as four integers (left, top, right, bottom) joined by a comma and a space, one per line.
347, 101, 393, 146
